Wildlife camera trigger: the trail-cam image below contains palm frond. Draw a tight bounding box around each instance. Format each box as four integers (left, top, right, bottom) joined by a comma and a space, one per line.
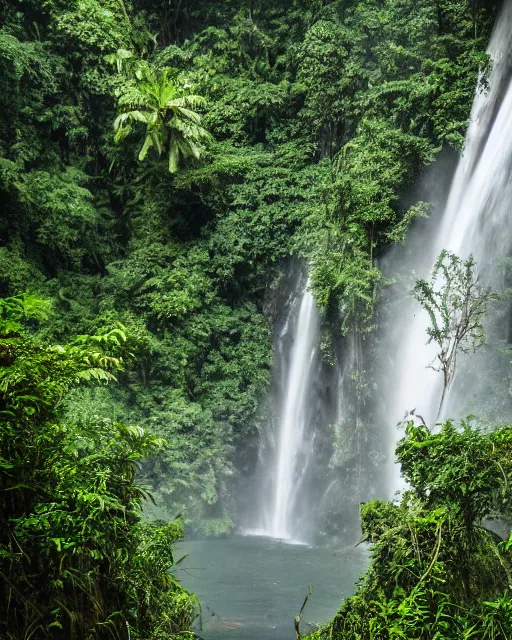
168, 116, 187, 133
168, 133, 180, 173
117, 86, 152, 108
113, 113, 130, 131
185, 139, 202, 160
113, 63, 212, 173
138, 135, 153, 161
146, 111, 160, 127
151, 131, 164, 156
128, 110, 150, 124
183, 94, 208, 109
175, 135, 192, 158
174, 107, 202, 125
160, 80, 177, 107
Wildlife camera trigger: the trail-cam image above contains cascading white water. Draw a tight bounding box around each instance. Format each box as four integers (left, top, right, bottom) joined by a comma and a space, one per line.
245, 274, 322, 543
386, 0, 512, 492
270, 284, 318, 540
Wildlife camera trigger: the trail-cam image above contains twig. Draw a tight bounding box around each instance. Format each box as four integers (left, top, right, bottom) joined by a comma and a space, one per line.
353, 535, 369, 548
417, 522, 443, 585
295, 585, 314, 640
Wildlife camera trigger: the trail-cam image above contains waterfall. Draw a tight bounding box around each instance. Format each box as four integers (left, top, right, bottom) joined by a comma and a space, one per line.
384, 0, 512, 492
245, 270, 325, 544
270, 284, 318, 540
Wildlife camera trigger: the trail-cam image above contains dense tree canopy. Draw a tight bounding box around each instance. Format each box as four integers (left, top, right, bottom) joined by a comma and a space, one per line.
0, 0, 497, 531
0, 0, 507, 636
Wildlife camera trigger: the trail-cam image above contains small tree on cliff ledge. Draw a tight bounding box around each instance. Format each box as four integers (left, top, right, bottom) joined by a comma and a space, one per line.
413, 250, 496, 420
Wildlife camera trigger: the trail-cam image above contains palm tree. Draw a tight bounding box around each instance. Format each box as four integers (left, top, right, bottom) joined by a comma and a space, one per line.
113, 65, 212, 173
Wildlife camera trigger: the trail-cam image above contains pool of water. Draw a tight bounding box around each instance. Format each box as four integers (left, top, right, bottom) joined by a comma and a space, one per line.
174, 535, 370, 640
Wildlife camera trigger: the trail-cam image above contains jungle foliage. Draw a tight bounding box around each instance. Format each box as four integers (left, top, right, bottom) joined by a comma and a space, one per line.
0, 296, 197, 639
0, 0, 499, 533
305, 419, 512, 640
0, 0, 507, 636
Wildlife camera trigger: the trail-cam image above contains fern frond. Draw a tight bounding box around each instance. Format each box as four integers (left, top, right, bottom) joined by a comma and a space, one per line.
138, 135, 153, 161
173, 107, 202, 125
168, 133, 180, 173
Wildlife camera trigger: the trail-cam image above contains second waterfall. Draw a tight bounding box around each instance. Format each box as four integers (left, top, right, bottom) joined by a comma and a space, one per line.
381, 0, 512, 494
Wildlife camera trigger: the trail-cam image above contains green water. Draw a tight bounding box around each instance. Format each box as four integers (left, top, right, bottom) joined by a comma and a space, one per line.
175, 535, 370, 640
